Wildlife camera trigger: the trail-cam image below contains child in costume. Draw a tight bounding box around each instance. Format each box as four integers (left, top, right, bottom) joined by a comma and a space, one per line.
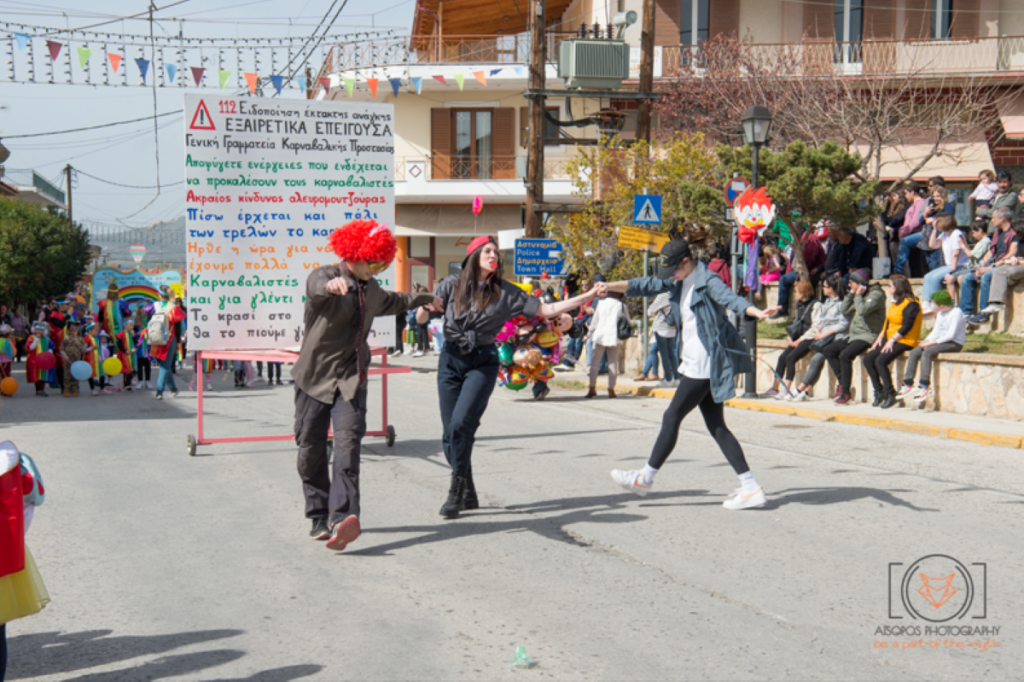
1, 440, 49, 680
0, 325, 15, 381
46, 304, 66, 392
25, 324, 51, 397
132, 308, 153, 390
84, 324, 109, 395
115, 319, 138, 391
97, 281, 122, 342
59, 320, 87, 397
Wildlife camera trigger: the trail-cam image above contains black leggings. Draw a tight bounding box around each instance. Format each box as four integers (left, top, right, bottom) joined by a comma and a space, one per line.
88, 377, 106, 389
823, 338, 872, 392
863, 342, 912, 393
136, 357, 152, 382
775, 339, 814, 381
648, 376, 749, 475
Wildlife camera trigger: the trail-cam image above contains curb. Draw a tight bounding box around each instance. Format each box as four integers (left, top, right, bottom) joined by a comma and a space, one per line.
551, 380, 1023, 450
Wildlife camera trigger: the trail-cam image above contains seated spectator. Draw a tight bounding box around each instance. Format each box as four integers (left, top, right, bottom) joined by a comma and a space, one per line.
977, 215, 1024, 318
921, 214, 970, 315
791, 274, 850, 401
897, 290, 966, 405
962, 206, 1019, 325
975, 170, 1018, 223
969, 170, 998, 212
878, 189, 908, 271
824, 224, 873, 284
760, 280, 818, 399
824, 271, 886, 405
894, 182, 929, 276
919, 185, 956, 272
771, 230, 826, 321
863, 274, 923, 409
759, 245, 786, 285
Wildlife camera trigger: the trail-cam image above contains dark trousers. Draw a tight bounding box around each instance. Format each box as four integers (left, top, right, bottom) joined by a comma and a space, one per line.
136, 358, 152, 382
437, 345, 499, 479
1, 623, 6, 682
775, 338, 815, 381
417, 322, 429, 351
649, 376, 749, 475
823, 338, 872, 392
294, 385, 367, 525
267, 362, 282, 382
863, 342, 912, 393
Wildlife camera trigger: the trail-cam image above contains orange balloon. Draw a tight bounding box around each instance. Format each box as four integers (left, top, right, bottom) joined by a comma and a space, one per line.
0, 377, 18, 396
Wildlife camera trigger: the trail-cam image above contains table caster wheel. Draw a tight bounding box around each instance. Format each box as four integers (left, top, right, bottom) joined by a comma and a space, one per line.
187, 434, 197, 457
386, 424, 396, 447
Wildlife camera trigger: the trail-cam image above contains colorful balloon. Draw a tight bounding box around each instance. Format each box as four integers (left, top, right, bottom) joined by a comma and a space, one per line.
70, 361, 92, 381
534, 330, 559, 348
533, 364, 555, 382
552, 314, 573, 333
0, 377, 18, 396
497, 344, 514, 366
35, 351, 55, 371
103, 357, 123, 376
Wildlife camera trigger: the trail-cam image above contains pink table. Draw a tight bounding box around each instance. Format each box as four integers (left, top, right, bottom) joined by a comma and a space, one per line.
188, 347, 409, 456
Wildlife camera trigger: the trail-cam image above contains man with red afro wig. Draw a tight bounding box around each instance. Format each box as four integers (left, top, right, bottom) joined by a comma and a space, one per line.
291, 218, 441, 552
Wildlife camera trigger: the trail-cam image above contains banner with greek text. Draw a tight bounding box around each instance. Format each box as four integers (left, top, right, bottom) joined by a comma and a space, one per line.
183, 94, 396, 351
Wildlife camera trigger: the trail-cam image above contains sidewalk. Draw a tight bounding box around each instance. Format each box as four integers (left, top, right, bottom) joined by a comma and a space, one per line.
549, 366, 1024, 450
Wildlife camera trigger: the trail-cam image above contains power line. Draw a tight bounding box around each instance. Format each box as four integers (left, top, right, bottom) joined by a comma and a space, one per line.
0, 110, 181, 139
76, 169, 184, 189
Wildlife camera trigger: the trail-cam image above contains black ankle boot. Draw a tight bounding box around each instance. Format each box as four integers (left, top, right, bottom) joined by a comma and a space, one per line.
880, 389, 898, 409
440, 474, 467, 519
462, 475, 479, 510
872, 390, 884, 407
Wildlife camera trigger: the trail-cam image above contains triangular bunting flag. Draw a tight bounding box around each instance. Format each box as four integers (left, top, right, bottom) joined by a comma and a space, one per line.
411, 76, 422, 94
46, 40, 63, 61
454, 73, 464, 91
76, 46, 93, 69
244, 72, 258, 94
14, 33, 29, 51
107, 52, 122, 73
269, 75, 284, 95
165, 63, 177, 83
343, 78, 354, 97
218, 69, 231, 88
489, 68, 502, 76
389, 77, 401, 97
515, 66, 525, 77
190, 66, 204, 86
135, 58, 150, 81
433, 75, 446, 85
473, 71, 486, 86
319, 77, 331, 92
296, 76, 307, 92
367, 78, 379, 98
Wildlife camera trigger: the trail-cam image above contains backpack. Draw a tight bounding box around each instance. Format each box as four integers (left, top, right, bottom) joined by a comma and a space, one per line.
616, 303, 634, 340
147, 308, 170, 346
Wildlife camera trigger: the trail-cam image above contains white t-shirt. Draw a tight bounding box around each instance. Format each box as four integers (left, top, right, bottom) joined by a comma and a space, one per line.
940, 229, 970, 269
679, 271, 711, 380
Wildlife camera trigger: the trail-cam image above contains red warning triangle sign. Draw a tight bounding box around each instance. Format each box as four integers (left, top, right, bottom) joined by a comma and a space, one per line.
189, 100, 216, 130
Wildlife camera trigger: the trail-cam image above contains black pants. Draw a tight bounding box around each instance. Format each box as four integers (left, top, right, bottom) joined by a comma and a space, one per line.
775, 339, 814, 381
863, 342, 912, 393
267, 362, 282, 381
88, 377, 106, 390
1, 623, 6, 682
649, 375, 749, 475
823, 338, 872, 392
294, 385, 367, 525
136, 358, 152, 382
417, 322, 429, 352
437, 344, 499, 479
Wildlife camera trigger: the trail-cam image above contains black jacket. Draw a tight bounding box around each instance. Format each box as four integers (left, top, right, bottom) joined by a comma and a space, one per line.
825, 233, 874, 276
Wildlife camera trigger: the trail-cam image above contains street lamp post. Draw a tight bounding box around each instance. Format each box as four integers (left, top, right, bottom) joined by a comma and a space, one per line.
739, 105, 773, 399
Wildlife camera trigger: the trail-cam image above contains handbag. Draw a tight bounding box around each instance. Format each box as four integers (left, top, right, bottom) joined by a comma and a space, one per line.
616, 304, 634, 340
809, 333, 836, 352
785, 302, 814, 341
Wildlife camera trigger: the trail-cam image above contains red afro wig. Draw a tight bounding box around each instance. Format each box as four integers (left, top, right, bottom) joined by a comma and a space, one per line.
328, 219, 397, 265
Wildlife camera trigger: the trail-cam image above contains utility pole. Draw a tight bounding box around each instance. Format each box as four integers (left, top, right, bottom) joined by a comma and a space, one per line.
64, 164, 73, 229
305, 66, 313, 99
635, 0, 655, 142
524, 0, 546, 238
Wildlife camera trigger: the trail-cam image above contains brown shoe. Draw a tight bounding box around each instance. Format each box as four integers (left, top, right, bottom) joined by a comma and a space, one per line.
62, 390, 71, 397
585, 387, 597, 398
71, 391, 79, 397
608, 389, 617, 398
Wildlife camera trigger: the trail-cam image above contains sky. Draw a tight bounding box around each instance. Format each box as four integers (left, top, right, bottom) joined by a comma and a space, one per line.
0, 0, 415, 228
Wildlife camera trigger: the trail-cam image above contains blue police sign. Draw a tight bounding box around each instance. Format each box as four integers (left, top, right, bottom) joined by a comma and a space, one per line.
633, 195, 662, 225
514, 238, 566, 277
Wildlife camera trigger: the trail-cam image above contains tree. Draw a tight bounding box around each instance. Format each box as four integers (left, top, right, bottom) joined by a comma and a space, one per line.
550, 133, 727, 284
717, 140, 878, 279
0, 198, 91, 306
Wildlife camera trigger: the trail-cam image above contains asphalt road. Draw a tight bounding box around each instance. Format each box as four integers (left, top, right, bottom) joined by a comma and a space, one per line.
1, 356, 1021, 681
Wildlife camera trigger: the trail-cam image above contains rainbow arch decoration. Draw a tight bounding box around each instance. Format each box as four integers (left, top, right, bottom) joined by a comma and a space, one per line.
91, 267, 183, 314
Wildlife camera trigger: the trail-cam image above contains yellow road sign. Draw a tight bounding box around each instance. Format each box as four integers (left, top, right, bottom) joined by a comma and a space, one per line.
618, 225, 670, 253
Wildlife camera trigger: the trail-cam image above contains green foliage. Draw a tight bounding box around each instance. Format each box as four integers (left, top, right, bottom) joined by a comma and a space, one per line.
0, 198, 91, 305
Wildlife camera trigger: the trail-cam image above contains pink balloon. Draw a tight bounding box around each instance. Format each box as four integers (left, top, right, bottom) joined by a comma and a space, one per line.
35, 351, 56, 371
472, 195, 483, 215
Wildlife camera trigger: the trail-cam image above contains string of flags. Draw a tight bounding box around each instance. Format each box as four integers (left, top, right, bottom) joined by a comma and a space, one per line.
12, 32, 527, 96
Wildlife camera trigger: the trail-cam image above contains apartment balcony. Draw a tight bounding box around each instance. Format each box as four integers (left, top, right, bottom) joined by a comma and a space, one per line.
0, 168, 66, 210
394, 155, 575, 204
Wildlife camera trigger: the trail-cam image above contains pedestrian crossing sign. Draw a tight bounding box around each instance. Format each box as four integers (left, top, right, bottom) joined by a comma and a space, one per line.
633, 195, 662, 225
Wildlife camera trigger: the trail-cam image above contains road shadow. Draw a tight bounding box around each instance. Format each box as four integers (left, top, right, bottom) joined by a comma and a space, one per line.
5, 628, 244, 679
345, 489, 705, 556
762, 486, 939, 512
206, 665, 325, 681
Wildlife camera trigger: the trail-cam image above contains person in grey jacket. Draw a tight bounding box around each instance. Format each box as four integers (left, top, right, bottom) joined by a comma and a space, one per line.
790, 274, 850, 401
598, 239, 779, 510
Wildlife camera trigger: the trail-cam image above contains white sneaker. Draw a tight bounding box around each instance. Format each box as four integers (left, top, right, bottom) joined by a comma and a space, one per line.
913, 386, 933, 403
774, 391, 792, 401
146, 381, 153, 389
390, 350, 402, 357
723, 487, 766, 510
793, 390, 809, 401
896, 385, 915, 400
411, 350, 425, 358
656, 379, 675, 388
759, 388, 780, 399
610, 469, 652, 497
980, 303, 1004, 314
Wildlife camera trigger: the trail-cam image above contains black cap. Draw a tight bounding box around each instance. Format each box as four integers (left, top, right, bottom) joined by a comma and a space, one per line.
997, 170, 1012, 181
656, 240, 693, 279
849, 271, 870, 286
592, 273, 606, 283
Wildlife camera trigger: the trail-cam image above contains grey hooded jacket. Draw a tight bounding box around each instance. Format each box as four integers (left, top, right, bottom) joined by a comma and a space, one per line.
626, 262, 753, 403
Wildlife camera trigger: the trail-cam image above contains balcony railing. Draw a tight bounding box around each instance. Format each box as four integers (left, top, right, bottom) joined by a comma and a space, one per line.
0, 168, 65, 204
394, 156, 571, 181
663, 35, 1024, 79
